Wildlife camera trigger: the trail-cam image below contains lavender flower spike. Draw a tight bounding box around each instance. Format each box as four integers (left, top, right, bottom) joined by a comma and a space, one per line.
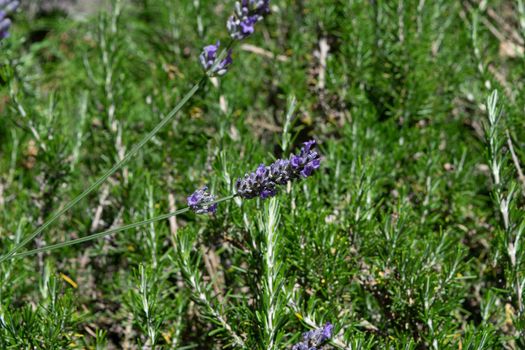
227, 0, 271, 40
292, 322, 333, 350
0, 0, 19, 40
187, 186, 218, 214
236, 139, 321, 200
199, 41, 233, 76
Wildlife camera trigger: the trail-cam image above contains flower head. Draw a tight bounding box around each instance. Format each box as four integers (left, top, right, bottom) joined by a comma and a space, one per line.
187, 186, 217, 214
227, 0, 271, 40
292, 323, 333, 350
236, 139, 321, 200
199, 41, 233, 76
200, 41, 220, 69
0, 1, 19, 40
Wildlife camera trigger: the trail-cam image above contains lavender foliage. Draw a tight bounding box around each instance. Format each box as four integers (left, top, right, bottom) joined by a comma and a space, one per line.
236, 139, 321, 199
199, 41, 233, 76
0, 0, 19, 40
227, 0, 270, 40
292, 323, 333, 350
187, 186, 217, 214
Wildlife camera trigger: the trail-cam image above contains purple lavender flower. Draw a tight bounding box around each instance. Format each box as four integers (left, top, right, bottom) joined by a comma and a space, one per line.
292, 323, 333, 350
200, 41, 219, 69
0, 0, 19, 40
216, 49, 233, 75
227, 0, 271, 40
199, 41, 233, 76
236, 139, 321, 200
187, 186, 218, 214
0, 17, 11, 40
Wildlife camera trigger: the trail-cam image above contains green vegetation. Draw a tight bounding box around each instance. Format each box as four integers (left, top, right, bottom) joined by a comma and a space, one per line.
1, 0, 525, 348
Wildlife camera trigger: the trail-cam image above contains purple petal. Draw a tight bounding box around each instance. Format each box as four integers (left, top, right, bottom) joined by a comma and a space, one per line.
217, 49, 233, 75
321, 322, 333, 341
204, 41, 220, 59
256, 164, 267, 177
300, 165, 313, 177
208, 203, 218, 213
310, 159, 320, 169
187, 193, 199, 206
302, 139, 316, 153
291, 155, 302, 169
260, 189, 276, 199
0, 17, 10, 32
240, 21, 254, 35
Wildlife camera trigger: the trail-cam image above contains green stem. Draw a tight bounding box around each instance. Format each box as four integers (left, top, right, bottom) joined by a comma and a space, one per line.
0, 79, 204, 264
9, 195, 236, 260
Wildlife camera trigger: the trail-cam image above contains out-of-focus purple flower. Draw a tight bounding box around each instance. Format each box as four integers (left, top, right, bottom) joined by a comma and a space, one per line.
227, 0, 271, 40
200, 41, 219, 69
0, 18, 12, 40
291, 343, 308, 350
236, 139, 321, 200
215, 49, 233, 75
0, 0, 19, 40
199, 41, 233, 76
291, 323, 333, 350
321, 323, 333, 340
187, 186, 217, 214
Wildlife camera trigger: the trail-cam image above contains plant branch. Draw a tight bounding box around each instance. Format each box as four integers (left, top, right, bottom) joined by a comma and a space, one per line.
8, 195, 235, 260
0, 79, 205, 264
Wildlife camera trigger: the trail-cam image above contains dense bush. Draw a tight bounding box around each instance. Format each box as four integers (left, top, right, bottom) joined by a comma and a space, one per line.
1, 0, 525, 348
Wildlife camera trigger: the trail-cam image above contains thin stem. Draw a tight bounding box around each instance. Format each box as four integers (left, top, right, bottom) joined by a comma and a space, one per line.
176, 227, 246, 349
506, 130, 525, 196
0, 79, 205, 264
184, 270, 246, 348
8, 195, 235, 260
281, 96, 296, 155
262, 197, 280, 350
